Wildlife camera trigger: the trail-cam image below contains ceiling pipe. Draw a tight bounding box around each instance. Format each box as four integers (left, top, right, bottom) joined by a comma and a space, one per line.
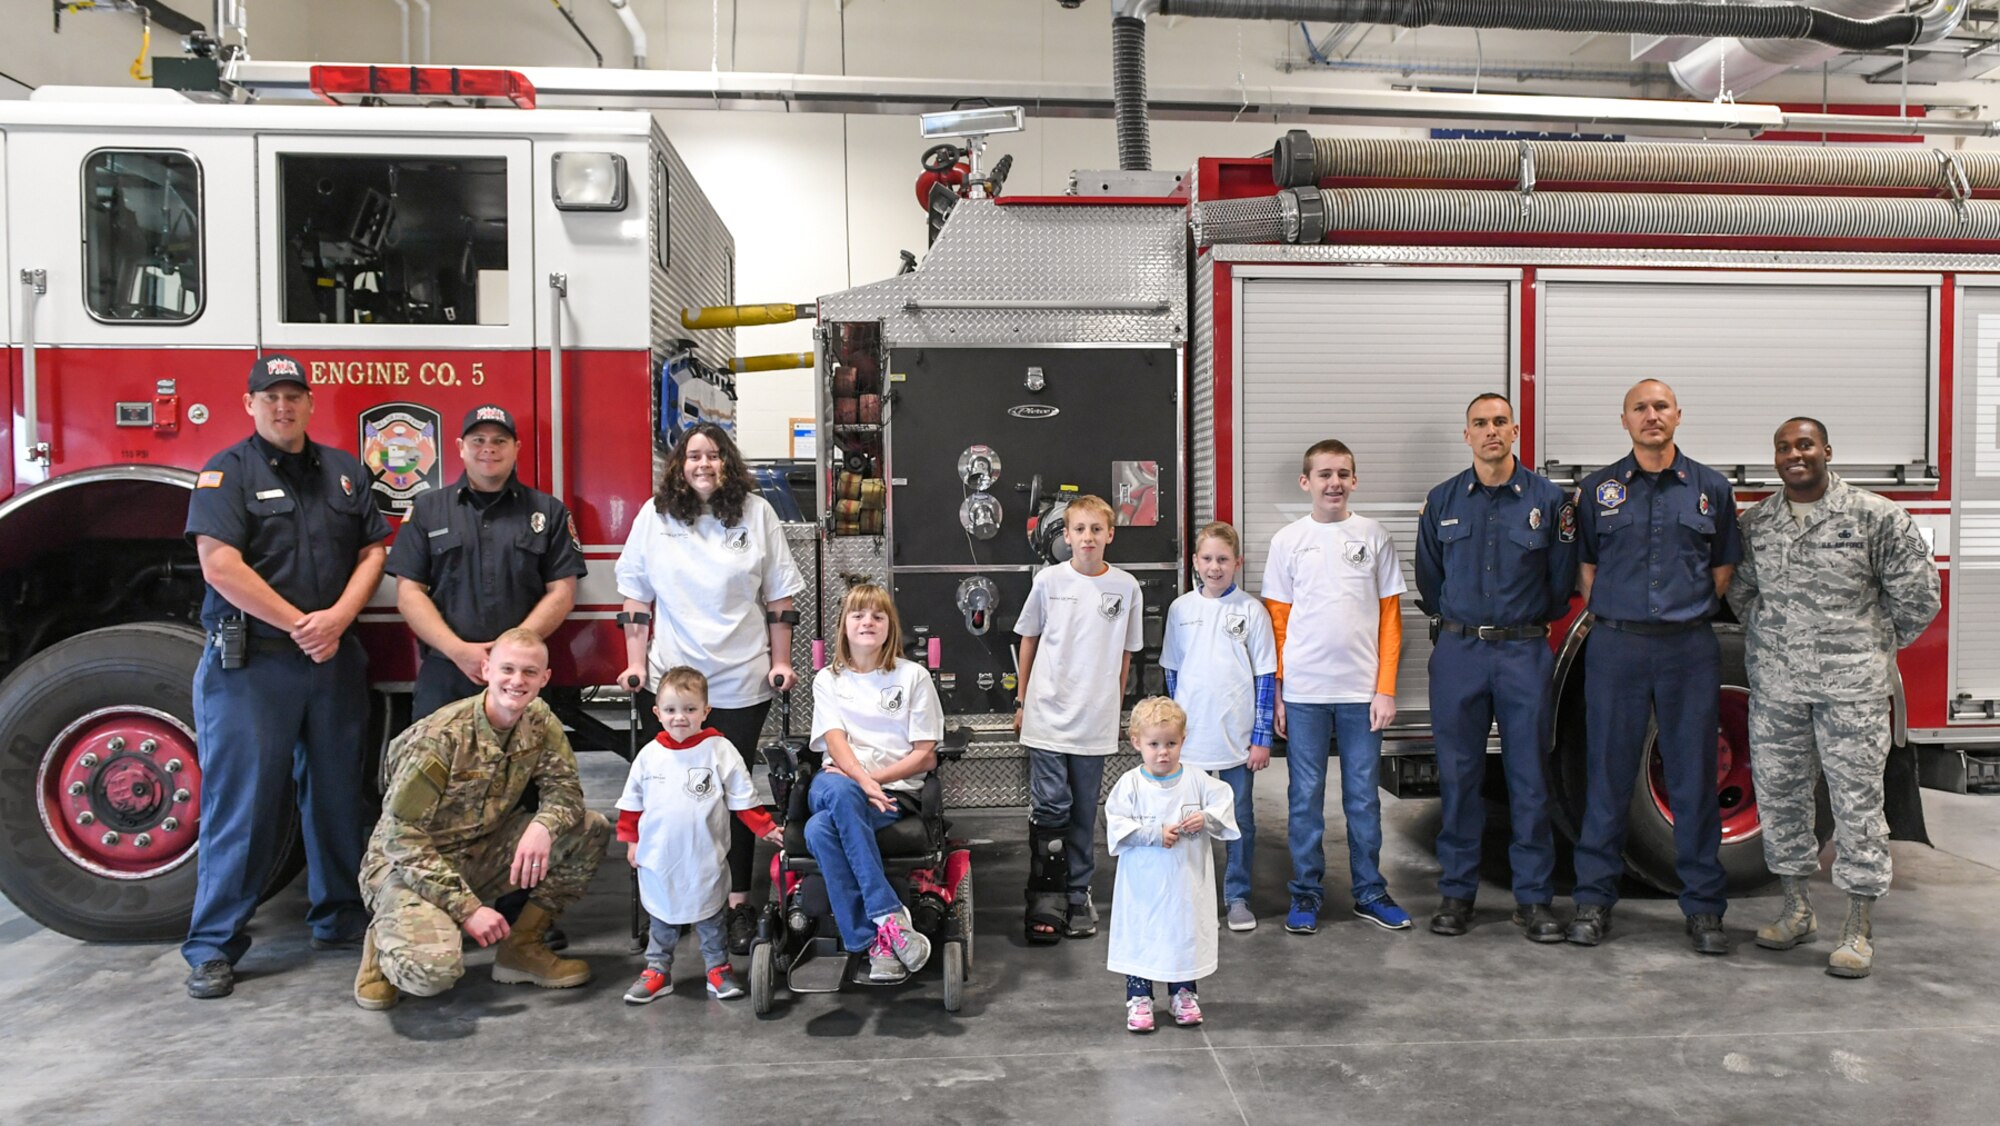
387, 0, 410, 64
412, 0, 431, 63
606, 0, 648, 68
1670, 0, 1971, 99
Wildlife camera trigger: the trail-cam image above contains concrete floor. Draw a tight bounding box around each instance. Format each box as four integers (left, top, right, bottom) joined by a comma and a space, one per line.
4, 758, 1999, 1126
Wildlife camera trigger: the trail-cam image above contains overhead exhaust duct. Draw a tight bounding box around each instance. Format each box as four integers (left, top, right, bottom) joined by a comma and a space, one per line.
606, 0, 648, 68
1103, 0, 1967, 180
1269, 132, 2000, 190
1669, 0, 1970, 99
1192, 184, 2000, 246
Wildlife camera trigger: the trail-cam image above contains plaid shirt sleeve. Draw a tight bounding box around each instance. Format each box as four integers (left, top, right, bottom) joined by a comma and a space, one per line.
1251, 672, 1277, 747
1164, 668, 1178, 696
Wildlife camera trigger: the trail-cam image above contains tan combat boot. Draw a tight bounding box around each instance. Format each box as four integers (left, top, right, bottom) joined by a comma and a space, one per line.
353, 930, 400, 1011
1754, 875, 1817, 951
1827, 894, 1875, 979
492, 902, 592, 988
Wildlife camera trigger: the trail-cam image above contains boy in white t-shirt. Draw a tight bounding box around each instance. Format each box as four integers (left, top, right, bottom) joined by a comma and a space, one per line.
616, 667, 784, 1004
1014, 495, 1146, 944
1260, 440, 1411, 937
1162, 521, 1277, 932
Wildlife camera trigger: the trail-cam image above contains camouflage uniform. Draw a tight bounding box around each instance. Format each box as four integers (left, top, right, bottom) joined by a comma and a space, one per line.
1728, 473, 1940, 898
360, 696, 610, 996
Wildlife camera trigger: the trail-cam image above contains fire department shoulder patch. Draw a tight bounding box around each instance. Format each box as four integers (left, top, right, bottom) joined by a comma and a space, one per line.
359, 402, 444, 517
567, 513, 582, 549
1558, 500, 1577, 544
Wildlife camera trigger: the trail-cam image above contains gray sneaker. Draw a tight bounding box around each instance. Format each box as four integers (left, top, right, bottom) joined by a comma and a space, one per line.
1226, 899, 1257, 932
867, 912, 930, 982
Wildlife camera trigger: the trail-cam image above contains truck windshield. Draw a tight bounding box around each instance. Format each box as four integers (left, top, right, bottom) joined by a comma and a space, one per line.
277, 153, 508, 326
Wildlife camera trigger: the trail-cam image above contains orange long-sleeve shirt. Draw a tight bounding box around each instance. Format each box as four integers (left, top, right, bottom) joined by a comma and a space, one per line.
1264, 595, 1402, 697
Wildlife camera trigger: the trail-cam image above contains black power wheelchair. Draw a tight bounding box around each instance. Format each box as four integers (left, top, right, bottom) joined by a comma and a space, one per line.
747, 705, 973, 1014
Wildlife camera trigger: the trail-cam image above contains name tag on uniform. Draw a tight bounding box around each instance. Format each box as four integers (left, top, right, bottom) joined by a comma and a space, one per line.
255, 489, 286, 500
1440, 518, 1460, 527
428, 527, 450, 537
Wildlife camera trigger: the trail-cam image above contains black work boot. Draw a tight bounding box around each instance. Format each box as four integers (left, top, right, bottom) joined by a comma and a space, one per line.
1430, 897, 1474, 936
1567, 904, 1612, 946
185, 959, 234, 999
727, 902, 758, 955
1686, 913, 1731, 956
1513, 902, 1566, 944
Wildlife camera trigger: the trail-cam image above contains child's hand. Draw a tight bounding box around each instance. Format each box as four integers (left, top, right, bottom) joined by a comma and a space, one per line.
760, 826, 786, 847
626, 847, 640, 869
1274, 698, 1287, 739
1161, 822, 1181, 846
1248, 744, 1271, 772
860, 776, 896, 814
1369, 692, 1397, 733
1179, 811, 1207, 834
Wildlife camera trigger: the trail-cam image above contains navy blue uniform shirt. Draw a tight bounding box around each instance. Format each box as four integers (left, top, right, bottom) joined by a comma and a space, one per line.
384, 473, 588, 650
1576, 449, 1742, 624
185, 434, 393, 635
1416, 460, 1580, 627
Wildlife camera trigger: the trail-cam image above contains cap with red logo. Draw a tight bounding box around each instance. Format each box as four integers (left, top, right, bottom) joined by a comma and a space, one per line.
247, 353, 311, 393
461, 404, 517, 438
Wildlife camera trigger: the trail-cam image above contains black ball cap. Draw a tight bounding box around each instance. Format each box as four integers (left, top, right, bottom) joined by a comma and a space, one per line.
247, 353, 311, 393
462, 404, 517, 437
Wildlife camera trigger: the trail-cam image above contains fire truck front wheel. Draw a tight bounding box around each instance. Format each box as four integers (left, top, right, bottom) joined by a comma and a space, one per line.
1551, 623, 1833, 897
0, 623, 305, 942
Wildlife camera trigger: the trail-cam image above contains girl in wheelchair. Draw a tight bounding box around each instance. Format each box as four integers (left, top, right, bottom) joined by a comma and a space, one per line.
806, 582, 947, 983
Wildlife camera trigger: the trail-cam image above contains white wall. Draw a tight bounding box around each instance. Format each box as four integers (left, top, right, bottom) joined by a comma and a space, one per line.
8, 1, 2000, 453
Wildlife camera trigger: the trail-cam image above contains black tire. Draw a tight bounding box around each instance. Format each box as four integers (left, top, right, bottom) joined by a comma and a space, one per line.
750, 941, 775, 1015
0, 623, 304, 942
941, 941, 965, 1013
953, 862, 975, 977
1551, 622, 1832, 897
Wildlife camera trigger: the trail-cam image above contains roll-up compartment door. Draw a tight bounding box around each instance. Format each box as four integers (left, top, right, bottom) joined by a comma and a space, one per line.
1234, 271, 1516, 712
1539, 275, 1935, 484
1953, 286, 2000, 714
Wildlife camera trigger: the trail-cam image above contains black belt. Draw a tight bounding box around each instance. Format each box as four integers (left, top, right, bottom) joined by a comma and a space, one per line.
1439, 620, 1546, 642
212, 632, 298, 656
1596, 618, 1705, 637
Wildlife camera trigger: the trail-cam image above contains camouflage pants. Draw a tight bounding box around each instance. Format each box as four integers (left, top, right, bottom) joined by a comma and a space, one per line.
361, 809, 611, 997
1747, 696, 1891, 898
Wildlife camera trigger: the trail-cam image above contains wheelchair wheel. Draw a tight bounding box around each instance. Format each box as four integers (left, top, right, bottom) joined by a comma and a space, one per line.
953, 867, 975, 976
750, 941, 775, 1015
941, 940, 965, 1013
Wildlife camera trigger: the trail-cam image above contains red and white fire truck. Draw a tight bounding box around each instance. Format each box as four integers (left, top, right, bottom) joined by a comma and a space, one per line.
0, 68, 736, 940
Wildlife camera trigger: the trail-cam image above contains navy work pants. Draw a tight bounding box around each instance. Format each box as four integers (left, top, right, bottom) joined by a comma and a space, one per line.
183, 636, 371, 967
1572, 625, 1728, 917
412, 652, 482, 722
1428, 632, 1557, 905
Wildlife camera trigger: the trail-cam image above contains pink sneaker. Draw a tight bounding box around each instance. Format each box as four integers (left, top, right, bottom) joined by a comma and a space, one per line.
1125, 996, 1156, 1034
1169, 987, 1203, 1027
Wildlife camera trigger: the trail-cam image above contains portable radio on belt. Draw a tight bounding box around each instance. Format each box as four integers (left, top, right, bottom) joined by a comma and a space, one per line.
217, 617, 248, 669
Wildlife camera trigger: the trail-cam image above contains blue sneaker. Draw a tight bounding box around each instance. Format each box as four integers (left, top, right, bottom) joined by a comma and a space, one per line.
1284, 894, 1322, 935
1353, 896, 1413, 931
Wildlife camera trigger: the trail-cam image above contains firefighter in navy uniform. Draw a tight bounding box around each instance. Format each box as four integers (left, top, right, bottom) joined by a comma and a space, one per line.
1569, 379, 1742, 956
386, 404, 587, 721
181, 354, 392, 999
1414, 393, 1578, 943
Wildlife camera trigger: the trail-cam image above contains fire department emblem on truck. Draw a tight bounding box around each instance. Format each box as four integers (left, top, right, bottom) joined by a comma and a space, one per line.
359, 403, 444, 515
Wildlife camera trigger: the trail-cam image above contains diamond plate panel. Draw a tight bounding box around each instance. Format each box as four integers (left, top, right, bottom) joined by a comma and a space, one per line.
939, 738, 1143, 810
1208, 242, 2000, 271
1191, 258, 1217, 527
816, 200, 1188, 345
759, 522, 821, 742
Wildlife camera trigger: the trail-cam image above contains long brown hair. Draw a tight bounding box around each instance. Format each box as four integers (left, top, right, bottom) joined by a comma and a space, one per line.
656, 422, 757, 527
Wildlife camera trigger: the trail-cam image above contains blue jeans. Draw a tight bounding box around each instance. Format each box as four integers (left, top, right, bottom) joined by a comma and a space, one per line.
1283, 700, 1386, 906
1026, 748, 1108, 898
1209, 765, 1255, 905
646, 908, 729, 972
805, 772, 907, 952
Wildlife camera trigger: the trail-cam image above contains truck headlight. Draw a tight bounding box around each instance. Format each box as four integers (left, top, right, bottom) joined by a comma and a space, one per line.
552, 152, 627, 211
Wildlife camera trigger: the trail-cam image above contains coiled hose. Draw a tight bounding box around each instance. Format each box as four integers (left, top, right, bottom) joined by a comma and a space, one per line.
1154, 0, 1931, 52
1191, 185, 2000, 246
1271, 132, 2000, 190
1113, 15, 1151, 172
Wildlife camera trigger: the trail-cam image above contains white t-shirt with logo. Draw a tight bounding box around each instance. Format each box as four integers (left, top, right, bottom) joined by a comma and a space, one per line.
614, 494, 806, 709
1260, 513, 1406, 705
809, 661, 945, 794
617, 731, 758, 924
1160, 587, 1278, 770
1016, 561, 1146, 755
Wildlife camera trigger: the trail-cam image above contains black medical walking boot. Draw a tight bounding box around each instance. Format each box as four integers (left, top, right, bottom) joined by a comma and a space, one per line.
1567, 904, 1612, 946
1686, 913, 1731, 956
1513, 903, 1565, 944
185, 959, 234, 999
1430, 897, 1474, 936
